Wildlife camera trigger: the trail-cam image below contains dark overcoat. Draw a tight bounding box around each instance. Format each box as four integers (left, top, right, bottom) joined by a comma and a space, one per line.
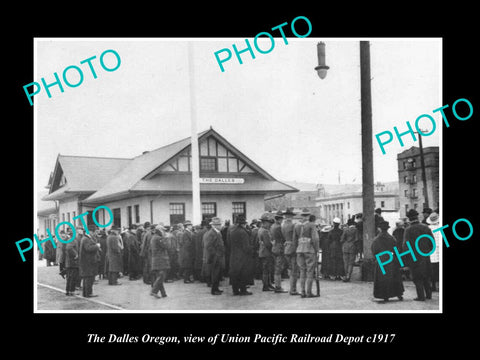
194, 228, 207, 270
372, 231, 404, 299
228, 225, 253, 285
319, 230, 331, 275
127, 231, 142, 274
106, 234, 123, 273
79, 234, 100, 277
65, 237, 79, 268
403, 221, 434, 277
327, 227, 345, 276
204, 228, 225, 269
180, 230, 195, 269
44, 239, 56, 262
150, 232, 170, 271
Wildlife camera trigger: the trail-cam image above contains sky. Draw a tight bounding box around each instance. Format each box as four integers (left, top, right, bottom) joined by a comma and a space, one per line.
35, 38, 441, 192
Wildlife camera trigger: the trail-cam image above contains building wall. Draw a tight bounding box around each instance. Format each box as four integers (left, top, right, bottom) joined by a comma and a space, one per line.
90, 193, 266, 228
57, 196, 81, 231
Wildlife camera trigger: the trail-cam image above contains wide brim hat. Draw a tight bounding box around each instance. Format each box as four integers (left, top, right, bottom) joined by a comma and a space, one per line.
183, 220, 192, 226
426, 212, 439, 224
210, 217, 222, 226
260, 213, 274, 223
283, 208, 296, 216
300, 208, 311, 216
321, 225, 332, 232
274, 210, 284, 219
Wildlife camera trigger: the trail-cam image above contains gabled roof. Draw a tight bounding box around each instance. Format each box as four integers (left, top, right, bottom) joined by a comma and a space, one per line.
43, 155, 131, 201
43, 127, 298, 204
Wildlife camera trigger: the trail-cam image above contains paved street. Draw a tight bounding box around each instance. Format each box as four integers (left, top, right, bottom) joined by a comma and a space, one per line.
36, 261, 440, 312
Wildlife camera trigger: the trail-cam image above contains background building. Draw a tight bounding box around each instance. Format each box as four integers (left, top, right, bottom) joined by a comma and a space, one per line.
40, 128, 298, 229
397, 146, 439, 218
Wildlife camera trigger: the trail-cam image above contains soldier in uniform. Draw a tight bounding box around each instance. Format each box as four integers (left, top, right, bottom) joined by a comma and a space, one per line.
295, 209, 320, 298
271, 211, 288, 293
282, 208, 299, 295
258, 213, 275, 292
340, 218, 359, 282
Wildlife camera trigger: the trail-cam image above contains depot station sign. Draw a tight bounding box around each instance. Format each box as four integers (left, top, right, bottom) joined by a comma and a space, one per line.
200, 177, 245, 184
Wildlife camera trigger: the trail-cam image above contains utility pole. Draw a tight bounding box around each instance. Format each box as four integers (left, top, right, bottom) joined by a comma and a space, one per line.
360, 41, 375, 263
418, 133, 429, 209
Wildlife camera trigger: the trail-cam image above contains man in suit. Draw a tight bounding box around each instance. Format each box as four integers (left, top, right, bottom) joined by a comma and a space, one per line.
271, 211, 288, 293
79, 225, 101, 298
403, 209, 434, 301
150, 225, 170, 298
204, 217, 225, 295
228, 215, 253, 295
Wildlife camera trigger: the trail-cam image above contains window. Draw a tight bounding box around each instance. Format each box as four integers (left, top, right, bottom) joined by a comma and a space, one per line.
72, 211, 76, 226
412, 174, 417, 183
232, 202, 246, 222
381, 201, 385, 208
112, 208, 121, 228
411, 159, 416, 168
412, 188, 417, 197
403, 161, 407, 170
134, 204, 140, 223
200, 157, 217, 172
202, 202, 217, 220
347, 202, 350, 209
169, 203, 185, 225
405, 204, 409, 214
403, 176, 408, 183
404, 190, 408, 197
127, 206, 132, 227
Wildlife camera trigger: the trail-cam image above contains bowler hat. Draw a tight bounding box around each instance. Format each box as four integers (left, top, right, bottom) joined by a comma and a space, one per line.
422, 207, 433, 215
210, 217, 222, 226
406, 209, 419, 220
378, 220, 390, 230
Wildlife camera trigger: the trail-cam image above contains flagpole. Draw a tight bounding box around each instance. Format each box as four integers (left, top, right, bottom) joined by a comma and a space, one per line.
188, 41, 202, 225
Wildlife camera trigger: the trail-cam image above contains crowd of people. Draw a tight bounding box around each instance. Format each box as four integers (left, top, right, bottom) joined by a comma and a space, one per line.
39, 206, 440, 305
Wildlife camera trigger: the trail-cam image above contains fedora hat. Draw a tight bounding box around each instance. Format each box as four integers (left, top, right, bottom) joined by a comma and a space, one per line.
300, 208, 311, 216
209, 217, 222, 226
260, 213, 274, 223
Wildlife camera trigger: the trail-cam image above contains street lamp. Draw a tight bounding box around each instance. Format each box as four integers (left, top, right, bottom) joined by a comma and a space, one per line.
314, 42, 330, 79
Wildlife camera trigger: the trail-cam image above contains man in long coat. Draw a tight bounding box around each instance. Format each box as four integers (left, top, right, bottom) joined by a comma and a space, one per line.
194, 221, 208, 282
319, 225, 332, 279
205, 217, 225, 295
403, 209, 434, 301
79, 225, 101, 297
106, 227, 123, 285
327, 218, 345, 280
258, 213, 275, 292
150, 225, 170, 298
140, 222, 153, 285
228, 215, 253, 295
271, 211, 288, 293
65, 228, 80, 295
126, 225, 142, 280
372, 220, 404, 302
180, 221, 195, 283
96, 229, 107, 280
340, 218, 358, 282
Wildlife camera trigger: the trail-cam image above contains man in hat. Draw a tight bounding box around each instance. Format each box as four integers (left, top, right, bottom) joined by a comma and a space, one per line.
427, 212, 440, 292
193, 221, 208, 282
371, 220, 404, 302
295, 209, 320, 298
258, 213, 275, 291
327, 218, 345, 281
392, 219, 406, 249
180, 220, 195, 283
150, 225, 170, 298
126, 224, 142, 280
282, 208, 299, 295
271, 211, 288, 293
249, 219, 262, 281
106, 227, 123, 286
319, 225, 332, 279
140, 222, 153, 285
79, 225, 101, 297
205, 217, 225, 295
340, 218, 358, 282
65, 227, 81, 295
354, 213, 364, 261
374, 208, 384, 235
403, 209, 434, 301
228, 215, 253, 295
422, 207, 433, 225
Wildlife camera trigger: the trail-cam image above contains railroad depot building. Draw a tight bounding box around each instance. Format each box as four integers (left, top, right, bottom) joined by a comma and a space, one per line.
41, 128, 298, 230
